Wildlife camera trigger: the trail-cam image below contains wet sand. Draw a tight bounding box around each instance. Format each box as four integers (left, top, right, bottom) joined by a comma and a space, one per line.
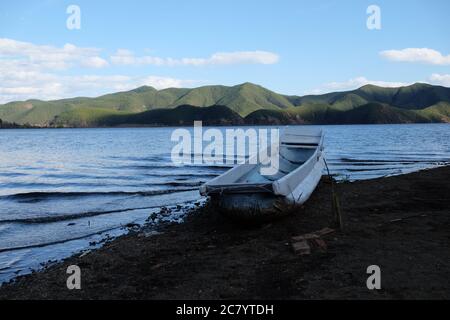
1, 166, 449, 299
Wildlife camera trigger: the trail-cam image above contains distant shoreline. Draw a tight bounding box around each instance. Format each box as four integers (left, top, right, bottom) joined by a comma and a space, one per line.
1, 122, 448, 130
1, 165, 449, 299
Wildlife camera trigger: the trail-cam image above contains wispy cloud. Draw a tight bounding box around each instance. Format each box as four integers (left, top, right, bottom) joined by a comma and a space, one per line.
0, 71, 198, 104
0, 38, 199, 103
307, 74, 450, 95
429, 73, 450, 87
0, 38, 280, 103
81, 56, 109, 68
0, 38, 108, 70
380, 48, 450, 65
110, 50, 279, 66
307, 76, 411, 94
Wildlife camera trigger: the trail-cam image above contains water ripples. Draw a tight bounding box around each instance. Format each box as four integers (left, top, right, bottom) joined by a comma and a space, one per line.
0, 124, 448, 282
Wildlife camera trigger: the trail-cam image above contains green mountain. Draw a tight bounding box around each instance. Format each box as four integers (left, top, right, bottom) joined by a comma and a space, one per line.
52, 105, 245, 127
0, 83, 293, 126
286, 83, 450, 109
0, 82, 449, 127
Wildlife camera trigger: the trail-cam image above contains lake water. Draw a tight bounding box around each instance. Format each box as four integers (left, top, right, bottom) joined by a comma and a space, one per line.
0, 124, 449, 283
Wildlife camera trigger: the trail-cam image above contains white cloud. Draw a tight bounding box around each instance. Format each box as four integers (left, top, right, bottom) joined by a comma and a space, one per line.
0, 38, 279, 103
0, 74, 197, 104
307, 73, 450, 95
81, 56, 109, 68
139, 76, 197, 89
308, 76, 411, 94
429, 73, 450, 87
0, 38, 201, 103
0, 63, 197, 104
110, 50, 279, 66
380, 48, 450, 65
0, 38, 108, 70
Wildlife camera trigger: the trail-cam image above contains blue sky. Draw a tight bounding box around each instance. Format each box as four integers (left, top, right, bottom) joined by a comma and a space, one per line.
0, 0, 449, 103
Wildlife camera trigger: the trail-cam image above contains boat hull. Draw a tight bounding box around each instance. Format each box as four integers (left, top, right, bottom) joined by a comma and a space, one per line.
280, 152, 325, 205
210, 153, 324, 211
200, 126, 325, 219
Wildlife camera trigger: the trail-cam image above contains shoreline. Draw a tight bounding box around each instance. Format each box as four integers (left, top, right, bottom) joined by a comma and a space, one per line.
1, 166, 449, 299
1, 122, 448, 130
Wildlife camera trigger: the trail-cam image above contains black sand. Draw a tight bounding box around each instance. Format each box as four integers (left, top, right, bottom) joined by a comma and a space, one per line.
1, 166, 449, 299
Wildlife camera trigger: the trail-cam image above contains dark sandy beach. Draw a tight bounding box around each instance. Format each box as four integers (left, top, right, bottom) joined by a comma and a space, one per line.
0, 166, 449, 300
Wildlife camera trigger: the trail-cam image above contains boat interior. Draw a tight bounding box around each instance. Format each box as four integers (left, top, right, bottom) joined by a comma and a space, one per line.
203, 128, 323, 194
234, 146, 316, 184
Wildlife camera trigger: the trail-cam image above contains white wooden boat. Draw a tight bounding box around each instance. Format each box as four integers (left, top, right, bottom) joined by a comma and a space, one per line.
199, 126, 324, 214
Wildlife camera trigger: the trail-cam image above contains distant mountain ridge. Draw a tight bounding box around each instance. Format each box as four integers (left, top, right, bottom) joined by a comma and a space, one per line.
287, 83, 450, 110
0, 82, 449, 127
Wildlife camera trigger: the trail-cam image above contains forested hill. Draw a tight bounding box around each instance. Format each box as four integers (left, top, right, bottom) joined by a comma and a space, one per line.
1, 82, 449, 127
